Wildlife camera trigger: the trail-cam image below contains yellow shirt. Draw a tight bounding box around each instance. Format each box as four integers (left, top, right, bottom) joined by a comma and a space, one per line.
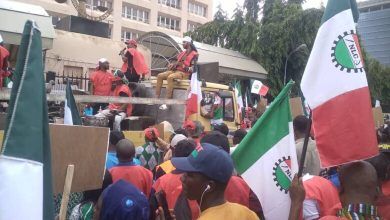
198, 202, 259, 220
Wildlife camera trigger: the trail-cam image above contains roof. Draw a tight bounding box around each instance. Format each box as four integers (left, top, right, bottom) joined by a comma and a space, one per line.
0, 0, 55, 49
138, 31, 267, 80
358, 0, 390, 9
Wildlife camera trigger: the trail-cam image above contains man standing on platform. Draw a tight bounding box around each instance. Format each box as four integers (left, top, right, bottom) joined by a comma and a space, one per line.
90, 58, 113, 114
120, 39, 149, 83
0, 35, 10, 88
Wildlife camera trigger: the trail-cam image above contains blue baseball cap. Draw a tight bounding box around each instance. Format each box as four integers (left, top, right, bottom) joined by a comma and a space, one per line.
171, 143, 234, 183
100, 180, 150, 220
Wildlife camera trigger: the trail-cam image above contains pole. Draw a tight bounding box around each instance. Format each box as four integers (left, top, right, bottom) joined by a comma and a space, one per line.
297, 109, 312, 177
59, 164, 75, 220
284, 44, 308, 85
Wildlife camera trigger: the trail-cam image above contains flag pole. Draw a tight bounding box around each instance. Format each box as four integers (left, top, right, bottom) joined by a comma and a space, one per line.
297, 109, 312, 177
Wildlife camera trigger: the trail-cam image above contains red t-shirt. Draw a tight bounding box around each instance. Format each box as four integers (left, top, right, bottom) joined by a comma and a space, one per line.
108, 84, 133, 116
153, 173, 200, 220
109, 165, 153, 197
225, 176, 251, 208
90, 70, 113, 96
377, 181, 390, 219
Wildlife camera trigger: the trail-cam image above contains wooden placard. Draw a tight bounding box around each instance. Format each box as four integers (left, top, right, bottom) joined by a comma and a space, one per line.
372, 107, 384, 128
50, 124, 109, 194
290, 97, 304, 119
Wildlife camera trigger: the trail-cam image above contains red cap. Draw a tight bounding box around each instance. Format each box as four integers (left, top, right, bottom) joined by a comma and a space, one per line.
183, 120, 196, 130
144, 127, 160, 141
126, 39, 137, 46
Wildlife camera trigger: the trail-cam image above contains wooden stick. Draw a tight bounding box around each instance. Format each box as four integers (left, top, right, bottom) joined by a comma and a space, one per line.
59, 164, 75, 220
0, 89, 185, 105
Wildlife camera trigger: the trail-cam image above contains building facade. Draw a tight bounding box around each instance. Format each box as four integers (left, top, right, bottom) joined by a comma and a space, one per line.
13, 0, 213, 41
357, 0, 390, 66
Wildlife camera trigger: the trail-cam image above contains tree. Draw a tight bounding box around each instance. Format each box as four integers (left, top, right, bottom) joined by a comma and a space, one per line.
243, 0, 261, 22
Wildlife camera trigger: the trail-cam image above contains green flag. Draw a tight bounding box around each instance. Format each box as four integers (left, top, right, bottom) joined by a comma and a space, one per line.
232, 81, 298, 219
64, 80, 82, 125
0, 20, 54, 219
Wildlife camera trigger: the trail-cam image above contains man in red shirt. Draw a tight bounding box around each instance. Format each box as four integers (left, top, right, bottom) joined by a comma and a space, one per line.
90, 58, 113, 114
95, 70, 132, 131
156, 36, 198, 110
0, 35, 10, 88
120, 39, 149, 83
106, 139, 153, 198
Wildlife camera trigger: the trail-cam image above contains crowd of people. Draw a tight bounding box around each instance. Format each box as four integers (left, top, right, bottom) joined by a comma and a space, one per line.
88, 35, 200, 129
64, 115, 390, 220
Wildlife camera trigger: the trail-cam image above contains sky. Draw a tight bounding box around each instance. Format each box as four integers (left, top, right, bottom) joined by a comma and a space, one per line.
212, 0, 365, 17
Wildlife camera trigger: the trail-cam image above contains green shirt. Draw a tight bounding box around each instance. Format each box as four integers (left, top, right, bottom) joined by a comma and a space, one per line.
135, 142, 163, 170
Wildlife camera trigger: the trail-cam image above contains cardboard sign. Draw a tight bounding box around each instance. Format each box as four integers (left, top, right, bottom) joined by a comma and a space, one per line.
290, 97, 304, 119
50, 124, 109, 194
372, 107, 384, 128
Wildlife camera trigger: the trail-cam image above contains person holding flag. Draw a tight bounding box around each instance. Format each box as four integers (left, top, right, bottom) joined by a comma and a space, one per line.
300, 0, 378, 167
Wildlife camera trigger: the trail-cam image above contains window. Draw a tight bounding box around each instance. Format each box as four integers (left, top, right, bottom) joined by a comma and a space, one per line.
158, 0, 181, 9
188, 2, 206, 17
157, 15, 180, 31
200, 91, 235, 122
121, 29, 140, 42
187, 22, 200, 32
122, 4, 149, 23
86, 0, 112, 11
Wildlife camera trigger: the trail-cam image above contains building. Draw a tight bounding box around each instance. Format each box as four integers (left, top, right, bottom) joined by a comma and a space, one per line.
357, 0, 390, 66
13, 0, 213, 41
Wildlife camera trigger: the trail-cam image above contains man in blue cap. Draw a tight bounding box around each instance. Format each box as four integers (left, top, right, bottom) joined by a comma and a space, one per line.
171, 143, 258, 220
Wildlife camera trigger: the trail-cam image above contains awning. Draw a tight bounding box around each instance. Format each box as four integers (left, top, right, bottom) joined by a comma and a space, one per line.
138, 31, 268, 80
0, 0, 56, 49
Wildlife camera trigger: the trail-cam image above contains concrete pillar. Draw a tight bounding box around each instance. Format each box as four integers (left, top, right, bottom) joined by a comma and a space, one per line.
111, 0, 122, 41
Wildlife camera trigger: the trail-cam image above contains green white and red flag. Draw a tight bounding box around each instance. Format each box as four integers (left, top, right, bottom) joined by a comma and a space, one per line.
301, 0, 378, 167
232, 81, 298, 220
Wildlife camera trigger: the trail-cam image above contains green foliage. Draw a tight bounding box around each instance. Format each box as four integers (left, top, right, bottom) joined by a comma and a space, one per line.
364, 57, 390, 107
187, 0, 389, 105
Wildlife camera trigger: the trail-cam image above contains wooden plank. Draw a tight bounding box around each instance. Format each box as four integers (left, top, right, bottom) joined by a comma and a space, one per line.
0, 89, 185, 105
59, 164, 75, 220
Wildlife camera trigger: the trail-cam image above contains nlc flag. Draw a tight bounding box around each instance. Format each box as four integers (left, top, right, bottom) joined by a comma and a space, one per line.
185, 71, 202, 118
301, 0, 378, 167
232, 81, 298, 220
0, 21, 54, 219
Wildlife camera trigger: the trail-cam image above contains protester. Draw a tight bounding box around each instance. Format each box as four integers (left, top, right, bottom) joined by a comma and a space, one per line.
155, 134, 187, 178
301, 174, 341, 219
210, 91, 223, 126
0, 34, 10, 88
336, 161, 383, 219
120, 39, 149, 83
293, 115, 321, 176
152, 139, 199, 220
183, 120, 197, 139
90, 58, 113, 114
95, 70, 132, 131
106, 139, 153, 197
93, 180, 149, 220
213, 123, 229, 136
172, 143, 258, 219
135, 127, 164, 171
156, 36, 198, 110
230, 129, 247, 154
70, 189, 102, 220
201, 131, 230, 154
106, 131, 140, 170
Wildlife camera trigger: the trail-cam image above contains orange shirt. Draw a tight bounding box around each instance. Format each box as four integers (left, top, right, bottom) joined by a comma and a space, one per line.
153, 173, 200, 220
225, 176, 251, 208
108, 84, 133, 116
90, 70, 113, 96
109, 164, 153, 197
